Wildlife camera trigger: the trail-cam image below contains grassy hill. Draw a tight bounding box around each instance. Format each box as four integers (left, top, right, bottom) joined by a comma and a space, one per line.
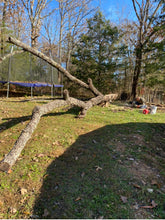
0, 97, 165, 219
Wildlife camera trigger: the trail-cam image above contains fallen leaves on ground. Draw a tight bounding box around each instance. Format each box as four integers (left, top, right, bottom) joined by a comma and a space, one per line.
75, 197, 81, 201
20, 188, 28, 195
133, 183, 141, 189
0, 199, 4, 207
7, 169, 12, 174
35, 153, 45, 158
9, 207, 17, 214
95, 166, 102, 171
141, 200, 158, 209
120, 196, 128, 203
151, 180, 161, 188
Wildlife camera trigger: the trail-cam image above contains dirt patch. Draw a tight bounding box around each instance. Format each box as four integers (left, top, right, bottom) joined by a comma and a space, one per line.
127, 160, 158, 182
106, 133, 144, 154
115, 141, 126, 153
106, 139, 126, 153
133, 208, 153, 219
119, 133, 145, 146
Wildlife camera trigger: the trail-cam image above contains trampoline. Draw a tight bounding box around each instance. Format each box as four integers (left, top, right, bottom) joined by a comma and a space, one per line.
0, 81, 63, 97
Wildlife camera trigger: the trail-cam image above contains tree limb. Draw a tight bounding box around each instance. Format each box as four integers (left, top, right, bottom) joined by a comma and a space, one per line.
132, 0, 141, 22
0, 90, 112, 172
6, 36, 101, 96
143, 0, 150, 33
0, 36, 115, 172
0, 50, 24, 63
143, 25, 162, 46
0, 99, 67, 172
146, 0, 162, 30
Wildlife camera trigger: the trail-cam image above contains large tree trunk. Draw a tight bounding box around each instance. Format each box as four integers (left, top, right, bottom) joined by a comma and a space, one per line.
0, 90, 111, 172
0, 37, 114, 172
131, 44, 142, 99
0, 99, 67, 172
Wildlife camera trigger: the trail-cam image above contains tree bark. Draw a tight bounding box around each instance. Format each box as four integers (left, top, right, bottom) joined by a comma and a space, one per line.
0, 37, 112, 172
131, 44, 142, 98
7, 36, 102, 96
0, 99, 67, 172
1, 0, 8, 56
0, 89, 111, 172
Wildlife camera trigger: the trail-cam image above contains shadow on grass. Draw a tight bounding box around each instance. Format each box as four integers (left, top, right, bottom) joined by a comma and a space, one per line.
0, 107, 80, 131
33, 122, 165, 219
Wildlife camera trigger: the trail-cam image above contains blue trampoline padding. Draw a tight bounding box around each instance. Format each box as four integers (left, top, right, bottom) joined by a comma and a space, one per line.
54, 84, 64, 87
34, 83, 50, 87
0, 81, 7, 84
0, 81, 63, 88
10, 82, 52, 88
10, 82, 34, 87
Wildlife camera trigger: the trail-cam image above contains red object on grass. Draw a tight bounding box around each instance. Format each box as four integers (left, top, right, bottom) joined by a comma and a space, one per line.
143, 109, 149, 114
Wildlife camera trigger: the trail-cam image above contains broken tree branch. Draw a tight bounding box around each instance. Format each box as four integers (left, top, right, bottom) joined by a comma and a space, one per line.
0, 98, 67, 172
0, 90, 111, 172
6, 36, 101, 96
0, 36, 115, 172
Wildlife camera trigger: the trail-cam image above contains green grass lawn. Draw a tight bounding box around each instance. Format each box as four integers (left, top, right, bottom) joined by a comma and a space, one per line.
0, 97, 165, 219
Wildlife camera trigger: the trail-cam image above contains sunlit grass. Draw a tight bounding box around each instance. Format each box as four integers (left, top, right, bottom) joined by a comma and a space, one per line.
0, 97, 165, 218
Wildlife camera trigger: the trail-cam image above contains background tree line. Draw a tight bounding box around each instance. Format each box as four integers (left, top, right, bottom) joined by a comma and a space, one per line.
0, 0, 164, 101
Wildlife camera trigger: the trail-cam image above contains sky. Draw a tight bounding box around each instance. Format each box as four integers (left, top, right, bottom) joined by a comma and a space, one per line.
48, 0, 137, 25
93, 0, 137, 23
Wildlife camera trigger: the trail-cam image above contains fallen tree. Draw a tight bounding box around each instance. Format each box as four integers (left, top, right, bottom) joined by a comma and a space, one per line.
0, 36, 116, 172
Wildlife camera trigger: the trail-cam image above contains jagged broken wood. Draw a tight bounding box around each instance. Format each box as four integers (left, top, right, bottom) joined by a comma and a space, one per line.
0, 37, 113, 172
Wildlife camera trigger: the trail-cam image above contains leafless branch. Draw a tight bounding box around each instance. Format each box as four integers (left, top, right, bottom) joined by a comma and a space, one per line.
132, 0, 141, 22
0, 50, 24, 63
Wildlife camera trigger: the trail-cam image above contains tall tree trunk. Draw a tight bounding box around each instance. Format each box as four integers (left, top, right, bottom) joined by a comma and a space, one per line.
123, 61, 127, 92
1, 0, 8, 56
58, 26, 63, 84
58, 0, 64, 85
130, 0, 163, 100
131, 44, 143, 99
31, 24, 37, 48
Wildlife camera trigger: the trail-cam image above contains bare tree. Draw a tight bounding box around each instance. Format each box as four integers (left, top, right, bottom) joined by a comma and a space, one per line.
53, 0, 94, 83
8, 0, 27, 40
20, 0, 47, 48
64, 0, 94, 71
130, 0, 164, 98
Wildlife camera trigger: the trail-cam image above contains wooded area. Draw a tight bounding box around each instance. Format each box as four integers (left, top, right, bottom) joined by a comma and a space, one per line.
0, 0, 164, 100
0, 0, 165, 171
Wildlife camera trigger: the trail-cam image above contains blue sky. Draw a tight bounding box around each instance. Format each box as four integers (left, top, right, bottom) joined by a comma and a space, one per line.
93, 0, 137, 23
49, 0, 137, 24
